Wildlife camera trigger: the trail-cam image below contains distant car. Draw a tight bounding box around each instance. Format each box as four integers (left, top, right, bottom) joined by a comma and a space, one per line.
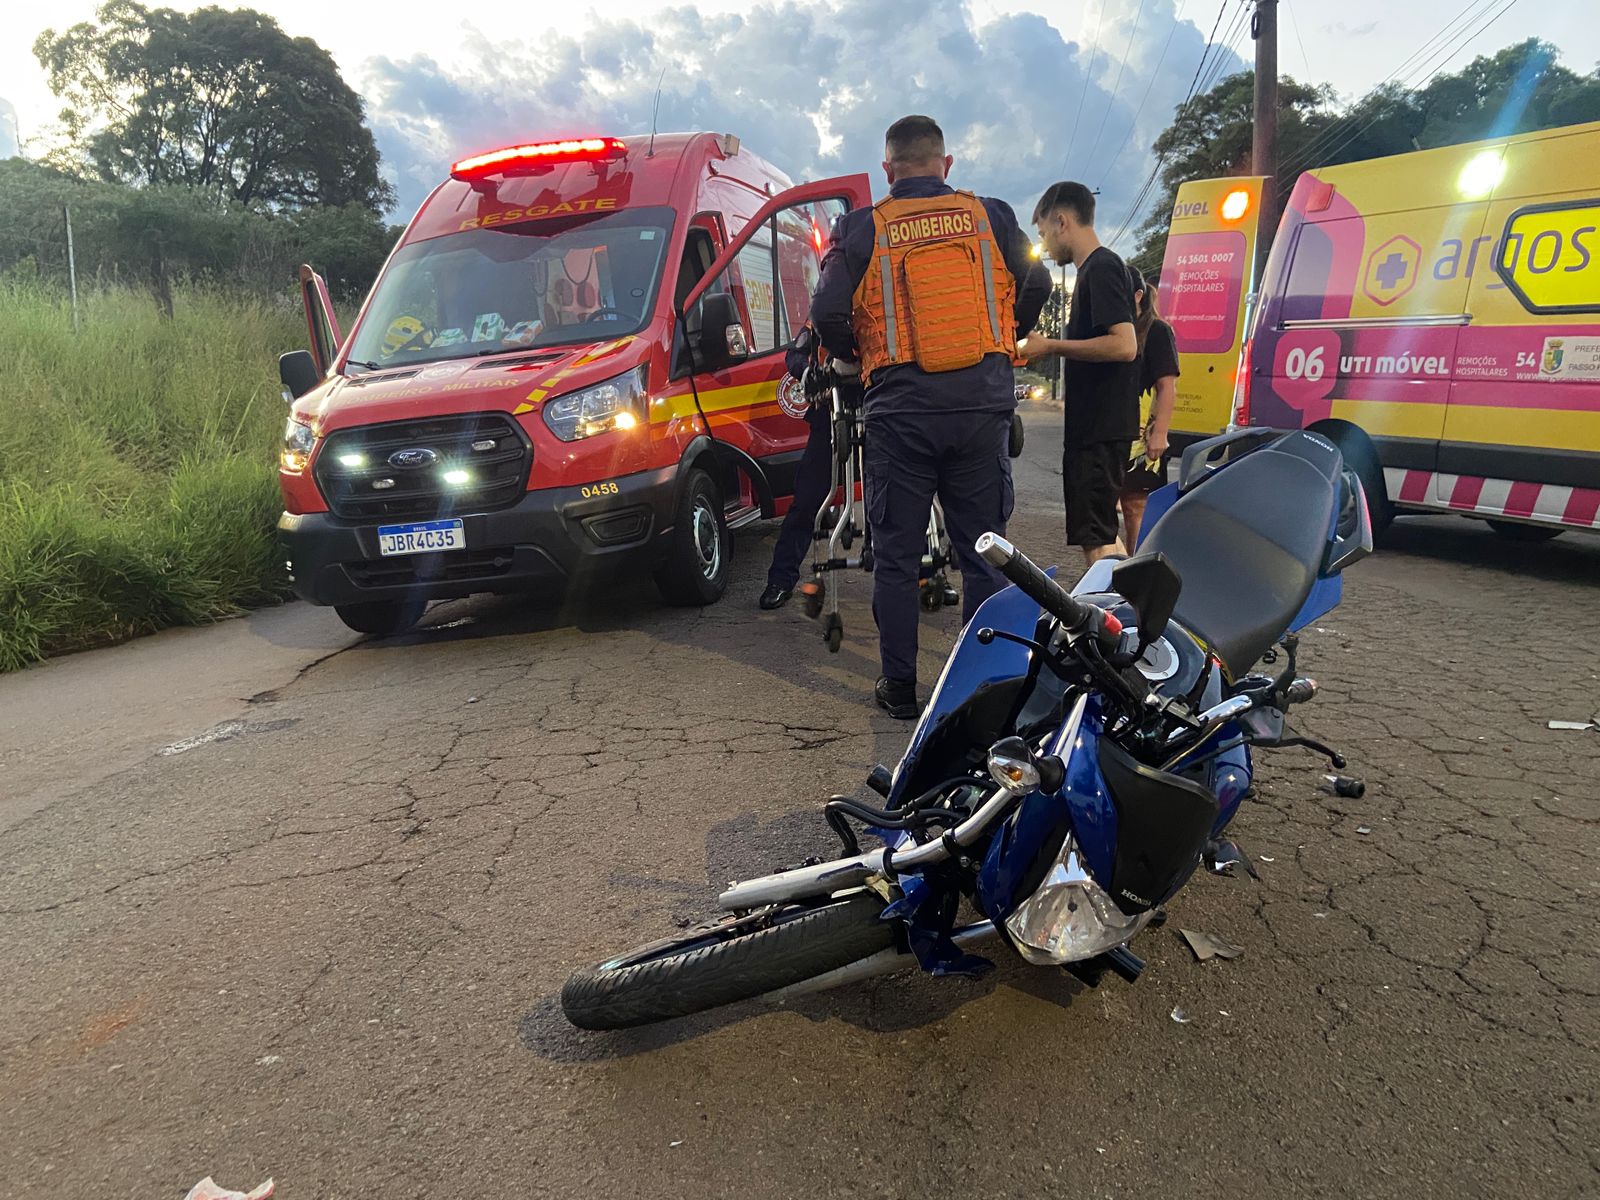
1014, 382, 1030, 401
1030, 384, 1046, 400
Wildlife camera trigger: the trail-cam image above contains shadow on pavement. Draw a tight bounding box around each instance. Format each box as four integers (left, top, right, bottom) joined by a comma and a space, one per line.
1377, 516, 1600, 584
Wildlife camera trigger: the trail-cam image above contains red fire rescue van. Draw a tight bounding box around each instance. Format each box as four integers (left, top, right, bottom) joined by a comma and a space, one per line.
277, 133, 870, 634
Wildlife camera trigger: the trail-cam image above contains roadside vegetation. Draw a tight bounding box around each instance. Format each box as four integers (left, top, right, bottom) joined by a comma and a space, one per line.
0, 283, 300, 671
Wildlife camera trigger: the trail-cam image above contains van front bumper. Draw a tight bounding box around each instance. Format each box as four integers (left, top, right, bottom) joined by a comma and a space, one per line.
279, 465, 678, 608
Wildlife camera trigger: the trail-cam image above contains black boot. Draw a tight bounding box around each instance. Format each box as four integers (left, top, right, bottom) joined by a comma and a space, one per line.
874, 676, 921, 720
759, 584, 793, 610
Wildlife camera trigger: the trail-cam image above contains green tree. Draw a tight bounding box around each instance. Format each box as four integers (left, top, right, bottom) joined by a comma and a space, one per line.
34, 1, 393, 214
1130, 39, 1600, 272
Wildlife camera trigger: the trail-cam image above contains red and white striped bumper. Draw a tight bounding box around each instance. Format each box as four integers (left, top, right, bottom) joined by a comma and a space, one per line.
1384, 468, 1600, 530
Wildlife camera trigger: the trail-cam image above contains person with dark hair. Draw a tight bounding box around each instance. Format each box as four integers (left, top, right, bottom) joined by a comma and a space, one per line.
1119, 266, 1180, 550
810, 114, 1051, 718
1020, 180, 1139, 565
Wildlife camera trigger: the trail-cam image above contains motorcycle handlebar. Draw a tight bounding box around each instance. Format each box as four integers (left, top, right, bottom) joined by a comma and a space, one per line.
975, 533, 1120, 649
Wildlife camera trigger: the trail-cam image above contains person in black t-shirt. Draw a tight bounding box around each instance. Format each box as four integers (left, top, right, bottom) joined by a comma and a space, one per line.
1019, 181, 1139, 564
1120, 266, 1181, 550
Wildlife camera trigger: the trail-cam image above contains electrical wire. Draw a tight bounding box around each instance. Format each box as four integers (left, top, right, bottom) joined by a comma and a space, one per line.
1282, 0, 1312, 77
1101, 0, 1237, 250
1098, 0, 1189, 184
1083, 0, 1150, 180
1062, 0, 1107, 177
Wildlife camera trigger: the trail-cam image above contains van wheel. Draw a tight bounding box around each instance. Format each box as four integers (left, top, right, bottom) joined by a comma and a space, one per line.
335, 598, 424, 636
1487, 519, 1563, 543
655, 468, 730, 605
1323, 428, 1392, 536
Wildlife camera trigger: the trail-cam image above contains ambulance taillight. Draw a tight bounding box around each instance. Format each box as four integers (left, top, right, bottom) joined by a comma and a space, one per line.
450, 137, 627, 181
1229, 337, 1253, 428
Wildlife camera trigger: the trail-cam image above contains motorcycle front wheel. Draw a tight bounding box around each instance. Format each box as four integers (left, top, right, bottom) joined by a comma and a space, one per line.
561, 891, 895, 1030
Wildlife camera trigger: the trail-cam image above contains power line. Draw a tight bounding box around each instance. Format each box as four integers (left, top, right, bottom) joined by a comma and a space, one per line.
1276, 0, 1503, 177
1277, 0, 1521, 181
1098, 0, 1189, 185
1062, 0, 1107, 177
1083, 0, 1151, 179
1282, 0, 1312, 76
1197, 0, 1251, 96
1102, 0, 1236, 249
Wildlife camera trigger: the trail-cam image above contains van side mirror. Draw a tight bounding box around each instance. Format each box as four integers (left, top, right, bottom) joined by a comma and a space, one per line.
1112, 552, 1183, 649
279, 350, 321, 400
697, 293, 748, 371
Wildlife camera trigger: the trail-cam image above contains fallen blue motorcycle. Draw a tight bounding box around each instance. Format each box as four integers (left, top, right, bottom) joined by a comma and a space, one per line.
563, 428, 1372, 1029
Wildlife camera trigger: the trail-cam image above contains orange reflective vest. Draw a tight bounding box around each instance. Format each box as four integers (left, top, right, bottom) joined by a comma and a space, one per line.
850, 190, 1018, 384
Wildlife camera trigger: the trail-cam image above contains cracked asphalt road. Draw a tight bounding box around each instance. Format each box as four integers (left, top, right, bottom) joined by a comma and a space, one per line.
2, 408, 1597, 1199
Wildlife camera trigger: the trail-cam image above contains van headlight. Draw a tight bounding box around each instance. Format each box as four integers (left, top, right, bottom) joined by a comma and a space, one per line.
1003, 837, 1152, 965
281, 415, 316, 473
543, 367, 648, 441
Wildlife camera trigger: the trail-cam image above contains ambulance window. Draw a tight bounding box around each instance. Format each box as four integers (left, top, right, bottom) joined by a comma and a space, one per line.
726, 197, 848, 356
675, 227, 717, 310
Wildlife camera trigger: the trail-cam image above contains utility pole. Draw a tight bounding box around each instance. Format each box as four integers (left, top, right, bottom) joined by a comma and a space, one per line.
1252, 0, 1279, 275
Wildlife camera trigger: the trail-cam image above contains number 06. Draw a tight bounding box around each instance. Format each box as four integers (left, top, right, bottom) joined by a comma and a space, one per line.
1285, 345, 1326, 382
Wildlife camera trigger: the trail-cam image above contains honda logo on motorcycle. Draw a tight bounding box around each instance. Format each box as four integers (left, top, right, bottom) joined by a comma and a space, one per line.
388, 447, 440, 469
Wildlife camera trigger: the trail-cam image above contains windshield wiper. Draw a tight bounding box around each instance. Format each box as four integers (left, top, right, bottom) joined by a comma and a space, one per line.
346, 359, 385, 371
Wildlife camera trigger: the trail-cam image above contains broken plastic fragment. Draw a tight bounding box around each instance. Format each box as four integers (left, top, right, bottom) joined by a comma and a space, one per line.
1179, 929, 1244, 962
1170, 1007, 1191, 1024
183, 1179, 274, 1200
1547, 720, 1595, 731
1259, 855, 1276, 863
1356, 825, 1372, 835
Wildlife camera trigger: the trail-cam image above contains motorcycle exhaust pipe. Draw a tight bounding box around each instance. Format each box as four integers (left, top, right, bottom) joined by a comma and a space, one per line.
761, 921, 1000, 1004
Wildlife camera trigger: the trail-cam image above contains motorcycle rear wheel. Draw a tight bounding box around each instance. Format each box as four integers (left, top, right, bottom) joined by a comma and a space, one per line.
561, 891, 894, 1030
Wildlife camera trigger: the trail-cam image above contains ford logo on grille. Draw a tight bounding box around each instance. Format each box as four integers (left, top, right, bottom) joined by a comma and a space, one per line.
387, 447, 439, 470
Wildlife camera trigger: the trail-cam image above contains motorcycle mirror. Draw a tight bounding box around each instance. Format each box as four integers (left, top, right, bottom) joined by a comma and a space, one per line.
1112, 552, 1183, 649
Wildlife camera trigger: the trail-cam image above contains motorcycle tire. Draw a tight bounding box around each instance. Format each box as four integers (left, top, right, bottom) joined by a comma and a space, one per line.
561, 891, 895, 1030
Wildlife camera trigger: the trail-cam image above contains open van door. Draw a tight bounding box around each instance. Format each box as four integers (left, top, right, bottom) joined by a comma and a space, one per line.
670, 173, 872, 512
298, 264, 344, 374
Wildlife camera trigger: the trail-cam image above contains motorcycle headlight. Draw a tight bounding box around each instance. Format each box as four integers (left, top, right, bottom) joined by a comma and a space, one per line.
1003, 837, 1152, 966
543, 367, 648, 442
281, 416, 316, 473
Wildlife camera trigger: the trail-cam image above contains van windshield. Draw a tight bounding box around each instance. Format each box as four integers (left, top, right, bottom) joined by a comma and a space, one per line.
346, 206, 674, 369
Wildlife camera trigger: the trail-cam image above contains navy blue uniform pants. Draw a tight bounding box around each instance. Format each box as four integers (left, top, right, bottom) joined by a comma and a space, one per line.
766, 405, 834, 591
864, 410, 1015, 685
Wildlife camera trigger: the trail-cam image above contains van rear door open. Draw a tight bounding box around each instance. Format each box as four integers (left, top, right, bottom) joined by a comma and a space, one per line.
1156, 175, 1266, 449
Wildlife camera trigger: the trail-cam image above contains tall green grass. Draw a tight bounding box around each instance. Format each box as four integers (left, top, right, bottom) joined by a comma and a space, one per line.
0, 283, 302, 671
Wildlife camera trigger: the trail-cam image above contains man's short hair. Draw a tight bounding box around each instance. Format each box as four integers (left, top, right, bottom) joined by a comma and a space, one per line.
885, 115, 945, 167
1033, 181, 1096, 227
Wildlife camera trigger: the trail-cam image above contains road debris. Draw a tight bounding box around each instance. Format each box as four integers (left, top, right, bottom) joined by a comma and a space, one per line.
1547, 719, 1596, 731
1259, 855, 1276, 863
1170, 1007, 1191, 1024
1179, 929, 1244, 962
1356, 826, 1372, 835
183, 1178, 274, 1200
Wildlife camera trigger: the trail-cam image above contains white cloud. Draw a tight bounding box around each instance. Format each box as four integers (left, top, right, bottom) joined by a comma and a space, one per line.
359, 0, 1245, 245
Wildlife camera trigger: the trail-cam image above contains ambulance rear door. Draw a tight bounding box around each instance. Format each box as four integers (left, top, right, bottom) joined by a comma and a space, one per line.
1156, 175, 1266, 447
1447, 121, 1600, 524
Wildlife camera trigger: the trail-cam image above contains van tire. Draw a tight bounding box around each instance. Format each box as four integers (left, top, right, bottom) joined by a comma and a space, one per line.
334, 599, 424, 636
655, 468, 730, 606
1487, 519, 1563, 543
1321, 425, 1392, 536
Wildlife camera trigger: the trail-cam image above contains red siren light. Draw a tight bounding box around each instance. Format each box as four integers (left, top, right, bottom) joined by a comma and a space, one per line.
451, 137, 627, 181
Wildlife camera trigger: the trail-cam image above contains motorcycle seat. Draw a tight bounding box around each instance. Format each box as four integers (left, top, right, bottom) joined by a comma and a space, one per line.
1140, 431, 1340, 677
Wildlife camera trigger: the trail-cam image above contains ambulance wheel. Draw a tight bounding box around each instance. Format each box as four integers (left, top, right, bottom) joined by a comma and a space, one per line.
1487, 520, 1562, 543
1323, 425, 1392, 536
656, 468, 730, 606
335, 598, 424, 637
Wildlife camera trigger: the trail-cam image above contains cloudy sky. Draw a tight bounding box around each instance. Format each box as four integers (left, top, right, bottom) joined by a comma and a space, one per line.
3, 0, 1594, 250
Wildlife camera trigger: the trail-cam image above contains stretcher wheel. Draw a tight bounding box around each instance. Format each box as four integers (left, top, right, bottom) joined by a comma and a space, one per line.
800, 579, 825, 620
823, 613, 843, 653
920, 581, 943, 611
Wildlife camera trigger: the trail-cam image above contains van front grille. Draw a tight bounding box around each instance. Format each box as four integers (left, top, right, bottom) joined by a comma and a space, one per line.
314, 413, 531, 521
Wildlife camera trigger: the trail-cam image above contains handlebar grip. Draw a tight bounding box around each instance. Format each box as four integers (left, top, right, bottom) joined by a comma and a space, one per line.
1284, 677, 1318, 705
975, 532, 1116, 644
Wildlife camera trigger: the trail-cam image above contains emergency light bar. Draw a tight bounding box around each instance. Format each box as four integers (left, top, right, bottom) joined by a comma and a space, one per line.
451, 137, 627, 180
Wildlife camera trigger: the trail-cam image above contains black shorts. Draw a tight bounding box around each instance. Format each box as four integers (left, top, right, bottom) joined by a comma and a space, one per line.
1063, 441, 1130, 547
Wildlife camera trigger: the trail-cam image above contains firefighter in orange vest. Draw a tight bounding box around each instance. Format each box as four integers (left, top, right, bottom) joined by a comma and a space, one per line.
810, 115, 1051, 718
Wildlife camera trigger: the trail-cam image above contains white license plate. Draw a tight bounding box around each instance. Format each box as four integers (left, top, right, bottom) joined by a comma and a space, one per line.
376, 519, 465, 557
